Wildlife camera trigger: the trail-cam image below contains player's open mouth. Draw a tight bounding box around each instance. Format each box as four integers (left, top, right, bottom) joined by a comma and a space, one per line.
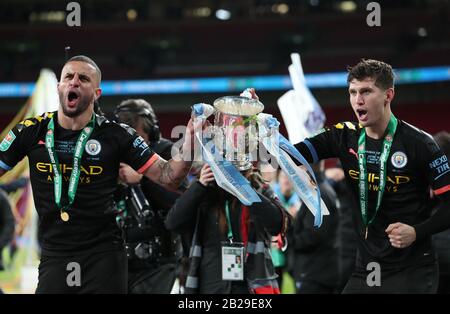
67, 91, 80, 107
356, 109, 368, 121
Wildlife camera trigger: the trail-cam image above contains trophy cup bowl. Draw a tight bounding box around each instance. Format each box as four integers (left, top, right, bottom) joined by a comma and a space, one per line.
213, 96, 264, 171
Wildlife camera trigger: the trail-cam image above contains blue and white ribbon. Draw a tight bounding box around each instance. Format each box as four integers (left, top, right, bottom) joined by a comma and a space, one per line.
192, 103, 215, 120
240, 88, 253, 99
257, 113, 328, 226
192, 103, 261, 205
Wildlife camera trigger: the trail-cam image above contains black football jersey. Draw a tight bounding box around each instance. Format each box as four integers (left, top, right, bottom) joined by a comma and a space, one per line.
0, 111, 157, 255
295, 120, 450, 268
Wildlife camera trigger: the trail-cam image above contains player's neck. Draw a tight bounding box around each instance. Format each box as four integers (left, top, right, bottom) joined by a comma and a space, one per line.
365, 111, 392, 140
57, 107, 94, 131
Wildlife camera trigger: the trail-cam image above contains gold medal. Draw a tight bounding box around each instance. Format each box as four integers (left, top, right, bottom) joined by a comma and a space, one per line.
60, 211, 70, 222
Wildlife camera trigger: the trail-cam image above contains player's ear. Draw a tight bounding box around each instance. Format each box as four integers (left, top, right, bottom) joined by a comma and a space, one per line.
95, 88, 102, 100
385, 88, 394, 105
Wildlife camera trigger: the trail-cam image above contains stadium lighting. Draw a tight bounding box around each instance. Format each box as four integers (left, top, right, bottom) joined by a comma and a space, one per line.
215, 9, 231, 20
338, 1, 357, 13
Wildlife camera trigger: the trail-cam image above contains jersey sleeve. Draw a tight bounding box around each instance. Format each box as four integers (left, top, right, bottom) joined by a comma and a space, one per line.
117, 123, 158, 174
294, 122, 355, 163
413, 133, 450, 240
422, 135, 450, 197
0, 122, 34, 171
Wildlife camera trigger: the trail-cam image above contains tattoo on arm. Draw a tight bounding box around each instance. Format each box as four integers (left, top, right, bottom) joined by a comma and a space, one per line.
157, 159, 175, 186
156, 159, 190, 188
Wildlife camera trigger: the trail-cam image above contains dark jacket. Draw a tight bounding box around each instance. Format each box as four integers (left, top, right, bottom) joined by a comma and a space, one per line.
290, 172, 340, 288
165, 180, 290, 294
432, 196, 450, 276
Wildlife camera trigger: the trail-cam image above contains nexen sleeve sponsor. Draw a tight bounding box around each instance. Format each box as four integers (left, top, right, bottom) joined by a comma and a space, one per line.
133, 136, 150, 156
429, 155, 450, 180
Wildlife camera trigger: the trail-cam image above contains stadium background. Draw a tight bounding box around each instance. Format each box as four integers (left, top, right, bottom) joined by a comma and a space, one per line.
0, 0, 448, 293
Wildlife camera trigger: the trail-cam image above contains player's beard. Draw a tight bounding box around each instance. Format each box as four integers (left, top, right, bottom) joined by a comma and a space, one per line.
59, 90, 92, 118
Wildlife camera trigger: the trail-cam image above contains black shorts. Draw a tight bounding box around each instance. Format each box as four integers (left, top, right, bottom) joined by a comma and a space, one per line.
36, 249, 127, 294
342, 261, 439, 294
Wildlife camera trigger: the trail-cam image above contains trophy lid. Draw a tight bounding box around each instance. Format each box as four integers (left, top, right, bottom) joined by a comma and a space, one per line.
213, 96, 264, 116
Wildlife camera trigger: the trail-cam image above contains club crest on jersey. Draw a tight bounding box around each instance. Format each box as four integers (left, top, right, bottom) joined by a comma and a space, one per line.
0, 130, 16, 151
85, 139, 101, 156
385, 135, 393, 142
391, 151, 407, 168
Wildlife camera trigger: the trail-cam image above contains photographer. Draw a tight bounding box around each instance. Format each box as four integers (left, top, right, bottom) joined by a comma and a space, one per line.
114, 99, 185, 294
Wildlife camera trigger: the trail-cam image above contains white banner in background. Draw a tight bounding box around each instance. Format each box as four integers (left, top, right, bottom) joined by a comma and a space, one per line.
277, 53, 325, 144
33, 69, 59, 115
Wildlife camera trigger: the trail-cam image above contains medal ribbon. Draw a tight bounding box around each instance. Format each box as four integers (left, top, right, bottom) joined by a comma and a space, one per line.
45, 114, 96, 218
358, 114, 398, 232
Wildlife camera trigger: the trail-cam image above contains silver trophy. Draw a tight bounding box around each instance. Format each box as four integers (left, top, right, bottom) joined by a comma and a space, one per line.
191, 95, 328, 221
212, 96, 264, 171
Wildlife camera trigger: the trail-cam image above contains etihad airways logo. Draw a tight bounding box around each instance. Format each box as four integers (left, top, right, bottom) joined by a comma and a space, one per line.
348, 169, 410, 193
36, 162, 103, 175
348, 169, 410, 184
